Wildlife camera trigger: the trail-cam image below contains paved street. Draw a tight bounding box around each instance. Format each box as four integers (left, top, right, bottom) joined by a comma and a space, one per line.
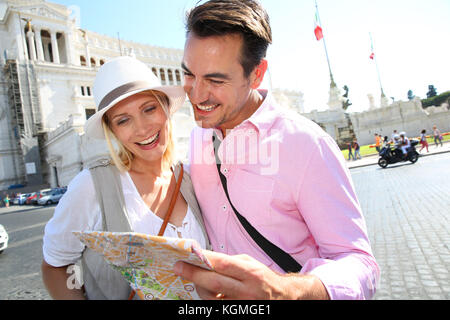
351, 152, 450, 299
0, 151, 449, 300
0, 205, 53, 300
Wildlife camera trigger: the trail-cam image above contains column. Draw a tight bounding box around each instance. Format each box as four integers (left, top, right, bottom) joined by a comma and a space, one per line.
50, 31, 60, 64
84, 35, 91, 67
164, 69, 169, 86
34, 28, 45, 62
64, 31, 75, 65
26, 30, 37, 61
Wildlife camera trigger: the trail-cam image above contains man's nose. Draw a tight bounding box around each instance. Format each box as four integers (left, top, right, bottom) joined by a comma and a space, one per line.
185, 79, 209, 105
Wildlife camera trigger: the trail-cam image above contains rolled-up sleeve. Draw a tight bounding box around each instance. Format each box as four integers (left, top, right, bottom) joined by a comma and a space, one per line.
297, 136, 380, 300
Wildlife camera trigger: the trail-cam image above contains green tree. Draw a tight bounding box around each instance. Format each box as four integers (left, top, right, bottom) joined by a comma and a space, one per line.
426, 85, 437, 98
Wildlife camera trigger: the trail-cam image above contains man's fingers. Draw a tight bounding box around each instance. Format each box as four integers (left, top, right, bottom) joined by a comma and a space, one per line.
173, 251, 272, 299
202, 250, 266, 281
174, 258, 244, 299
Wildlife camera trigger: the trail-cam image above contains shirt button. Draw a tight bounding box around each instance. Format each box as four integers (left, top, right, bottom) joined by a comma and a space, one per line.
223, 168, 228, 174
220, 244, 225, 250
222, 205, 227, 211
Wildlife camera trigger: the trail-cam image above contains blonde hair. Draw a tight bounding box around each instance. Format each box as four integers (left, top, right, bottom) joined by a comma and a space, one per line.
102, 90, 175, 173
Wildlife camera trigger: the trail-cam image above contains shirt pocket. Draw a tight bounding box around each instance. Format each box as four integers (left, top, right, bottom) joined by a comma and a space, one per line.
227, 168, 274, 228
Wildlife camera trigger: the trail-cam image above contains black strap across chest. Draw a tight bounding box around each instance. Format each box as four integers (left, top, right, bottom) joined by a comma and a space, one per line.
212, 132, 302, 273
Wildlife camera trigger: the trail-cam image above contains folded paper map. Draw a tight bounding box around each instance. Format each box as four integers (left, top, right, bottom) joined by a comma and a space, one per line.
73, 231, 212, 300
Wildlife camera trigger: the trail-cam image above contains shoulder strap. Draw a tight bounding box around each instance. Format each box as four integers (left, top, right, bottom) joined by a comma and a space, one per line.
174, 163, 212, 250
89, 161, 132, 232
212, 133, 302, 273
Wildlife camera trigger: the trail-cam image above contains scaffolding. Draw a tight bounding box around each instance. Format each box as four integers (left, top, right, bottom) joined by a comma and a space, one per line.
3, 60, 26, 183
3, 59, 44, 185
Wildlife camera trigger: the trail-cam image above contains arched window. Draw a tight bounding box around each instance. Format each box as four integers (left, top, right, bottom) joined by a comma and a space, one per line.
80, 56, 86, 66
159, 68, 166, 85
175, 70, 181, 85
152, 67, 158, 77
99, 59, 105, 66
168, 69, 174, 84
90, 57, 96, 66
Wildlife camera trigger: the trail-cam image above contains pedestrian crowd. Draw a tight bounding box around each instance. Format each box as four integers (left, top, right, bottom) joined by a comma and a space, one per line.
346, 125, 446, 162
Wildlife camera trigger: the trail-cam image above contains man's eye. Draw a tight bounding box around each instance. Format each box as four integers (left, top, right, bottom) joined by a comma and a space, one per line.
210, 79, 224, 85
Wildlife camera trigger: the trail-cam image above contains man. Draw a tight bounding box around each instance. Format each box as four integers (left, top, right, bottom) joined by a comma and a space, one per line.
174, 0, 379, 300
374, 133, 381, 153
399, 132, 411, 158
390, 130, 398, 144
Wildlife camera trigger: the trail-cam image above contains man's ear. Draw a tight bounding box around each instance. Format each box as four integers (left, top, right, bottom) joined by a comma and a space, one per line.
250, 59, 268, 89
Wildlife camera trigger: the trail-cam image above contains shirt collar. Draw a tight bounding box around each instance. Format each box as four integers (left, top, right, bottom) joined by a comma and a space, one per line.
242, 89, 279, 134
211, 89, 280, 141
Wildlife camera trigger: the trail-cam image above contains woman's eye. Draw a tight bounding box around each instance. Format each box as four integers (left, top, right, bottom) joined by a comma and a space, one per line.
144, 106, 156, 113
116, 118, 129, 126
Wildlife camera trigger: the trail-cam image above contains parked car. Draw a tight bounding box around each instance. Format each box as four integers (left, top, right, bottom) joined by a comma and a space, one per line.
0, 224, 8, 254
37, 188, 65, 206
34, 189, 52, 205
26, 192, 38, 205
13, 194, 30, 205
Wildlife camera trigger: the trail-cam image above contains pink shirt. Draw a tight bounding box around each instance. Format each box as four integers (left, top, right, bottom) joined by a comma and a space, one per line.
188, 90, 380, 300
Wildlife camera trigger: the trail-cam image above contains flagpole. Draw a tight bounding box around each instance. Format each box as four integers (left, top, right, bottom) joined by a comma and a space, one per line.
315, 0, 336, 88
370, 33, 385, 97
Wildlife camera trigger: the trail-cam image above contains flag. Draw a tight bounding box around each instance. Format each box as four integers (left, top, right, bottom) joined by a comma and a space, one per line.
369, 33, 375, 60
314, 12, 323, 41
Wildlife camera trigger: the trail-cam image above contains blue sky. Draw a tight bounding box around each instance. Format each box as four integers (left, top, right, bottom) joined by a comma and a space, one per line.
51, 0, 450, 113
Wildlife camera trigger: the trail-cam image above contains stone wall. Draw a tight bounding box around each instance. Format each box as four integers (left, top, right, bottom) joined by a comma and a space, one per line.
349, 98, 450, 145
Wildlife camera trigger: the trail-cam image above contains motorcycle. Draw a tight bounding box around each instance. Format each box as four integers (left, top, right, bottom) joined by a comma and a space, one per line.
378, 139, 420, 168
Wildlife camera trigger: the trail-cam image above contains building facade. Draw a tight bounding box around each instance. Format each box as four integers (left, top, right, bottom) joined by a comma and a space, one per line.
0, 0, 191, 190
1, 0, 449, 191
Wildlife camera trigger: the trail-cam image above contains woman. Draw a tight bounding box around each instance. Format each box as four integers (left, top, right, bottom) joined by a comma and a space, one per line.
419, 129, 429, 153
433, 125, 443, 147
41, 56, 210, 300
4, 194, 9, 208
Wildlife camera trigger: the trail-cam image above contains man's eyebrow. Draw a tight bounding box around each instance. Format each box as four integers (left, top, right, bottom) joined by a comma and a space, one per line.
181, 63, 231, 80
181, 63, 192, 74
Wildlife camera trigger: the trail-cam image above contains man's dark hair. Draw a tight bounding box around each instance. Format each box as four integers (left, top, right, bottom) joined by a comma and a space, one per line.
185, 0, 272, 78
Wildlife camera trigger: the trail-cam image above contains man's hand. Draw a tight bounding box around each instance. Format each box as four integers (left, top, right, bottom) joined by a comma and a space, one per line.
173, 250, 329, 300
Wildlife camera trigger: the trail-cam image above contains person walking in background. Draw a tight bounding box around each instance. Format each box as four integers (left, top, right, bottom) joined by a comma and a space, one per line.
419, 129, 429, 153
347, 141, 355, 161
353, 139, 362, 160
432, 125, 443, 147
4, 194, 10, 208
374, 133, 382, 153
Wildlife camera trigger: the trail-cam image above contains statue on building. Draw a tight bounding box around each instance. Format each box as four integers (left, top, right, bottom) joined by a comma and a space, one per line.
342, 85, 352, 111
21, 18, 32, 32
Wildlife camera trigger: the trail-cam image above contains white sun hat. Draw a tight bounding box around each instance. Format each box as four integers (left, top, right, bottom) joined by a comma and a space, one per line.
85, 56, 186, 140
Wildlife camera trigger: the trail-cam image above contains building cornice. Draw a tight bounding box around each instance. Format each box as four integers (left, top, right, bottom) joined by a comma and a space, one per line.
33, 62, 97, 76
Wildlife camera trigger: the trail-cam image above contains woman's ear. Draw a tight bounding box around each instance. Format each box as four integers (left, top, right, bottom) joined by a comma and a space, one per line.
251, 59, 268, 89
